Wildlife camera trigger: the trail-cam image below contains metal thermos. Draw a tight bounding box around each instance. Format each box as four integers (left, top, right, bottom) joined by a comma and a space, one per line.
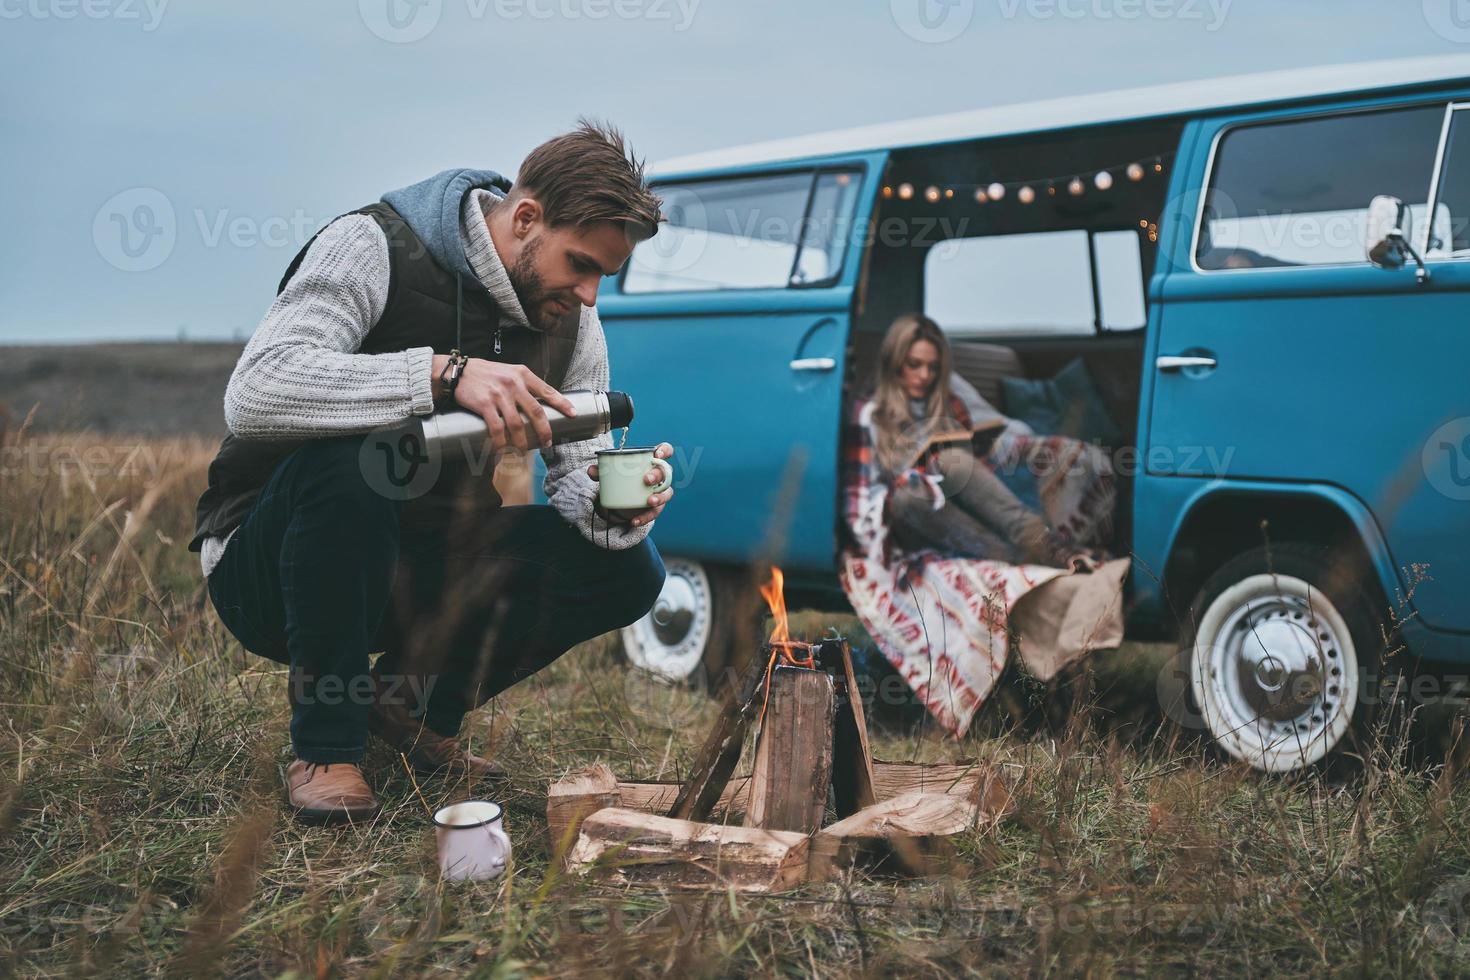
414, 389, 634, 458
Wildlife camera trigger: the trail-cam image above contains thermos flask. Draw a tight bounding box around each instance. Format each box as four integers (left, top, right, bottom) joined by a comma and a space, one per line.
414, 389, 634, 458
363, 390, 634, 498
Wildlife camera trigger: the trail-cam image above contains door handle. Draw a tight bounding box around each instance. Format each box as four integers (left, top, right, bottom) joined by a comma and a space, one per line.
1156, 355, 1217, 372
790, 357, 836, 372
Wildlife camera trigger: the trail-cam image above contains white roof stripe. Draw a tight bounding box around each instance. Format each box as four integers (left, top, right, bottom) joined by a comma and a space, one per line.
650, 55, 1470, 176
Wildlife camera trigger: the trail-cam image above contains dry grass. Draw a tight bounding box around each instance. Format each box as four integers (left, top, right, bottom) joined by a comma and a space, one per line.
4, 429, 1470, 978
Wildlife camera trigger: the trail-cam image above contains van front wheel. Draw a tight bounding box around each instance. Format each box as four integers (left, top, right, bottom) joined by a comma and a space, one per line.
1185, 544, 1382, 772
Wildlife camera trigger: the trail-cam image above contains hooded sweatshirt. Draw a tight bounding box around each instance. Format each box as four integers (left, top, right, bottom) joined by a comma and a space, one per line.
200, 171, 650, 576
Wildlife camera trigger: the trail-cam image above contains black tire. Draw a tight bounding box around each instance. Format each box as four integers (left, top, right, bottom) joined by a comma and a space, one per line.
618, 559, 760, 691
1178, 542, 1390, 772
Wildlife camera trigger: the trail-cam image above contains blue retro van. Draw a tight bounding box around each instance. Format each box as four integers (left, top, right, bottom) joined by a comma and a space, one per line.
588, 55, 1470, 771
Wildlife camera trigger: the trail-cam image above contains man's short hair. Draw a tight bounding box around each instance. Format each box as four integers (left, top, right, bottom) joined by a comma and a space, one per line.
515, 119, 663, 243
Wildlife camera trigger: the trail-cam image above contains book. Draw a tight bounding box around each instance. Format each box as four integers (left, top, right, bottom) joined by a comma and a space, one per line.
904, 417, 1007, 469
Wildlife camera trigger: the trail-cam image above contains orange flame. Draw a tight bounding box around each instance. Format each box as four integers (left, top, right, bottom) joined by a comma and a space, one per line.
761, 566, 790, 648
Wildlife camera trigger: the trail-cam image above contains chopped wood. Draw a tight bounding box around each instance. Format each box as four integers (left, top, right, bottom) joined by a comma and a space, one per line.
616, 776, 750, 818
744, 667, 835, 834
547, 768, 755, 857
810, 790, 978, 879
871, 760, 1013, 820
546, 763, 620, 854
666, 654, 767, 822
828, 638, 877, 817
568, 807, 810, 892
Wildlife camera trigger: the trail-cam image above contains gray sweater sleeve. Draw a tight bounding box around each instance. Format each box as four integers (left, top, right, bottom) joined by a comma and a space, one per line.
222, 214, 436, 439
539, 305, 655, 551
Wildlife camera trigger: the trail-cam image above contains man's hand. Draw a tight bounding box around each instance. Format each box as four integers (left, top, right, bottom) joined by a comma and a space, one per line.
432, 354, 576, 451
588, 442, 674, 528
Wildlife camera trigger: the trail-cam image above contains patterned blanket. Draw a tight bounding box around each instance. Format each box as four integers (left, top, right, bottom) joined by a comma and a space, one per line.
838, 395, 1122, 736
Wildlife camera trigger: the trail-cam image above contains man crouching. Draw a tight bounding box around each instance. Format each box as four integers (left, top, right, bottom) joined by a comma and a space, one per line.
191, 120, 672, 824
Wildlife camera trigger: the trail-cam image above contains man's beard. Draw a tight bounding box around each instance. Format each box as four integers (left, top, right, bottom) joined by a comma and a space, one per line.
507, 237, 566, 330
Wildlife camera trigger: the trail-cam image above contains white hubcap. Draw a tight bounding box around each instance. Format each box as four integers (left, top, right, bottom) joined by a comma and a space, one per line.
621, 559, 712, 681
1191, 572, 1358, 772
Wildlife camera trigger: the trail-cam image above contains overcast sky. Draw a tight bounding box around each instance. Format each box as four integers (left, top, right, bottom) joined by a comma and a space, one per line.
2, 0, 1467, 343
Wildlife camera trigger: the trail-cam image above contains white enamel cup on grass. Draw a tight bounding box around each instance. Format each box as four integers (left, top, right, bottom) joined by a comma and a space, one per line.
433, 801, 511, 881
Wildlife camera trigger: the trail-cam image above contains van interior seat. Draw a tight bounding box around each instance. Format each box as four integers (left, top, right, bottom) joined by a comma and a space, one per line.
947, 340, 1023, 408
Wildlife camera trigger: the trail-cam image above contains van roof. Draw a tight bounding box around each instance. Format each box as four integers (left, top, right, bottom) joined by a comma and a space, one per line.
650, 54, 1470, 176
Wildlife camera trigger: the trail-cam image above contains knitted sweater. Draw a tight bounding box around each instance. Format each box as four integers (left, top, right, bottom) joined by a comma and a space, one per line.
199, 188, 650, 576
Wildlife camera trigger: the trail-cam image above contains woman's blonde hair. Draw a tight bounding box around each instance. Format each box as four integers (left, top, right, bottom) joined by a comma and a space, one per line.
870, 312, 954, 476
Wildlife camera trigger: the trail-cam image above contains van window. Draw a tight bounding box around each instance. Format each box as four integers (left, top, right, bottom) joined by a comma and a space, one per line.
793, 171, 862, 285
623, 170, 859, 293
1094, 229, 1147, 330
1197, 104, 1445, 270
924, 229, 1146, 336
1429, 107, 1470, 258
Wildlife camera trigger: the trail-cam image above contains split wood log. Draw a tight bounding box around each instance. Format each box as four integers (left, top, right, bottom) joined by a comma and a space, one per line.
547, 768, 754, 856
568, 807, 810, 892
666, 654, 767, 822
828, 639, 877, 817
809, 790, 979, 879
744, 667, 835, 834
616, 776, 750, 818
871, 760, 1013, 819
546, 763, 621, 855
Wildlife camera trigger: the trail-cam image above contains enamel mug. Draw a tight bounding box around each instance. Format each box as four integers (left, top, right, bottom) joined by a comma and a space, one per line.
433, 801, 511, 881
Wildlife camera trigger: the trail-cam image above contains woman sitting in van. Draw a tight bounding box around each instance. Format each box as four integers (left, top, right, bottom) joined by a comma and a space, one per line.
844, 312, 1114, 569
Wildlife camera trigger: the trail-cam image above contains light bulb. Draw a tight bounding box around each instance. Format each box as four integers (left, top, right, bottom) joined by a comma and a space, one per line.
944, 188, 954, 199
987, 182, 1006, 201
924, 185, 941, 203
974, 187, 988, 203
897, 182, 914, 200
1068, 177, 1085, 197
1094, 170, 1114, 191
1017, 185, 1036, 204
882, 185, 893, 198
1127, 162, 1145, 182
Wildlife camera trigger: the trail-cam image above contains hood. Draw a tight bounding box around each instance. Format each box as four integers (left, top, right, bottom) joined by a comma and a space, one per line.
380, 168, 512, 286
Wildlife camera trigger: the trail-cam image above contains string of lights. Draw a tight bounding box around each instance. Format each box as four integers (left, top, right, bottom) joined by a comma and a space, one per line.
881, 154, 1170, 207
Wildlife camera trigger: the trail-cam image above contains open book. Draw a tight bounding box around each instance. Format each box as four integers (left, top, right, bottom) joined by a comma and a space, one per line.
904, 417, 1007, 469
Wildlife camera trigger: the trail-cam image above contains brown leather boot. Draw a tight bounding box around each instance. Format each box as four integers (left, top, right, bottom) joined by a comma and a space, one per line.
284, 760, 380, 824
368, 676, 504, 780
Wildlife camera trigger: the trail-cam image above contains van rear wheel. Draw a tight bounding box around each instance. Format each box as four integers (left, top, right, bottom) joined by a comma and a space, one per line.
620, 559, 760, 686
1184, 544, 1383, 772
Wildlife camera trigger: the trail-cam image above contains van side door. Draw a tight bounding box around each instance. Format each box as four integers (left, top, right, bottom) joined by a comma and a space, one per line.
596, 156, 886, 571
1145, 95, 1470, 634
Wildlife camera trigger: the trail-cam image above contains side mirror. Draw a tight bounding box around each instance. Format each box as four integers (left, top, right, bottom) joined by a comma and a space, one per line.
1365, 195, 1430, 283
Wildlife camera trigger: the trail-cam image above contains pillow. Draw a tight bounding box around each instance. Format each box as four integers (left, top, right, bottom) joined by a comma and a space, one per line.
1000, 357, 1122, 446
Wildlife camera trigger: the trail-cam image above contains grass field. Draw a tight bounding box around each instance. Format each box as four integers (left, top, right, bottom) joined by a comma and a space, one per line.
5, 429, 1470, 977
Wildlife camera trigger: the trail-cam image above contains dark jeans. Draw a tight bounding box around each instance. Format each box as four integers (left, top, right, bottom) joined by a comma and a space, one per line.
206, 433, 666, 763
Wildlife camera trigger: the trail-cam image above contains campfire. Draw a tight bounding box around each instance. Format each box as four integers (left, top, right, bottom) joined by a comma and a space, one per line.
546, 568, 1013, 891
